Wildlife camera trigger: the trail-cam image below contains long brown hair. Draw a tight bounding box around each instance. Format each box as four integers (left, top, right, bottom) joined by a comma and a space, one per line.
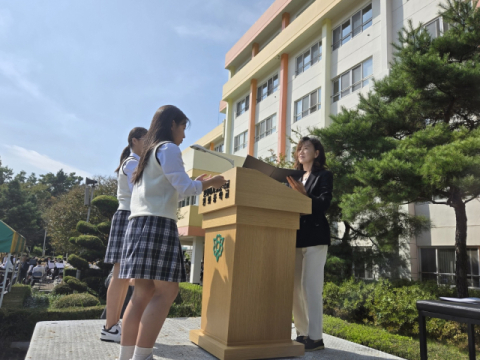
294, 136, 327, 171
132, 105, 189, 184
115, 127, 148, 173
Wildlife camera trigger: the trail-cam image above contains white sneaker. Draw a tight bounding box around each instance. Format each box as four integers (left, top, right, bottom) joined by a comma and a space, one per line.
100, 322, 121, 343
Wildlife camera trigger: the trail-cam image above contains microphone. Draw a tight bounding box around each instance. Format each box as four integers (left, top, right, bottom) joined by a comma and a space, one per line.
190, 145, 235, 168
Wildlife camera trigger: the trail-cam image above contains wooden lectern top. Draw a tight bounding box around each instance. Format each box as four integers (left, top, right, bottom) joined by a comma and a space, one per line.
199, 167, 311, 216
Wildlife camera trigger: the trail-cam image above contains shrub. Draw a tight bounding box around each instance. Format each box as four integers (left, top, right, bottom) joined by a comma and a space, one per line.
323, 315, 470, 360
83, 277, 107, 299
31, 246, 42, 256
84, 268, 103, 278
56, 255, 63, 260
92, 195, 118, 218
81, 249, 105, 262
76, 221, 99, 235
62, 276, 76, 284
64, 268, 77, 277
64, 278, 88, 293
68, 254, 89, 270
97, 221, 111, 235
0, 306, 104, 341
52, 283, 73, 295
54, 293, 100, 309
75, 235, 105, 250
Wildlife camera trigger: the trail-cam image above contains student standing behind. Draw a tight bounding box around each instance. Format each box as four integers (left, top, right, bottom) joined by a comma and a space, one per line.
287, 136, 333, 352
117, 105, 227, 360
101, 127, 148, 343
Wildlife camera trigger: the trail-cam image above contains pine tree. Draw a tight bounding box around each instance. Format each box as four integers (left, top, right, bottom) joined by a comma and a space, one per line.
316, 0, 480, 297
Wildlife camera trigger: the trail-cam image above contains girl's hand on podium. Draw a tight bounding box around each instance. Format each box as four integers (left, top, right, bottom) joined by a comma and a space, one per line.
200, 175, 227, 190
196, 173, 212, 181
286, 176, 307, 196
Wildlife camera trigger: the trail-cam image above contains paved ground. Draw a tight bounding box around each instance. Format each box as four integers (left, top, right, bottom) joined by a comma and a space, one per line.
25, 318, 405, 360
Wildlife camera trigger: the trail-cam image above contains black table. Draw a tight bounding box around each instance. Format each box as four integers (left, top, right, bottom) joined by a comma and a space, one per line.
417, 300, 480, 360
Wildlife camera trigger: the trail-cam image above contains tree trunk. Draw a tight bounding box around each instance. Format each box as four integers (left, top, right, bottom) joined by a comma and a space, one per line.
450, 191, 469, 298
342, 221, 353, 278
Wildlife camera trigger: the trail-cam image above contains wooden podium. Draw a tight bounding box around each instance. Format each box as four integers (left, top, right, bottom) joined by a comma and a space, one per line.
189, 167, 311, 360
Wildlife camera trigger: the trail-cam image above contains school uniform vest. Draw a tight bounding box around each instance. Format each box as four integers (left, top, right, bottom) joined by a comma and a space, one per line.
117, 156, 136, 211
129, 142, 178, 221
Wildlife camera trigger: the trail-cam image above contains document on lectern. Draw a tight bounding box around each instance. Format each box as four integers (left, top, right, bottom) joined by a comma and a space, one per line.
242, 155, 305, 183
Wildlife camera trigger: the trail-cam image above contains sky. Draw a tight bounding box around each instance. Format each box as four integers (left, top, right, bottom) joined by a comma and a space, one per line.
0, 0, 274, 179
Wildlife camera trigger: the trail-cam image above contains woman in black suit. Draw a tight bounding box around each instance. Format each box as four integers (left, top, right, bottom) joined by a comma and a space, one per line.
287, 136, 333, 352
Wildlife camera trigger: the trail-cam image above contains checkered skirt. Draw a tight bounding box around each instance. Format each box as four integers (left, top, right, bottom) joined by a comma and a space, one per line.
119, 216, 186, 282
104, 210, 131, 264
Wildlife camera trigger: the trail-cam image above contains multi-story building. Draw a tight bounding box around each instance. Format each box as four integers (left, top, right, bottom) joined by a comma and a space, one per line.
185, 0, 480, 287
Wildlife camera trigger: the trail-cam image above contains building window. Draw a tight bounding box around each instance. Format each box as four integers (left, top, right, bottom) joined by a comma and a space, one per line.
214, 143, 224, 153
236, 95, 250, 117
420, 248, 480, 287
333, 4, 372, 50
296, 42, 322, 75
178, 195, 197, 208
294, 88, 321, 122
354, 248, 374, 280
255, 114, 277, 142
234, 131, 248, 152
257, 74, 279, 103
425, 17, 450, 39
332, 58, 373, 103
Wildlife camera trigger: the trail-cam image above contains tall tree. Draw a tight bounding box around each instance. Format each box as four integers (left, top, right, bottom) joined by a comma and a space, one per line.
0, 157, 13, 185
39, 169, 83, 197
316, 0, 480, 297
0, 179, 42, 243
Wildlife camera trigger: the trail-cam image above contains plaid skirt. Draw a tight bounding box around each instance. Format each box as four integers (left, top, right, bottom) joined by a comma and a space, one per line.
119, 216, 186, 282
104, 210, 131, 264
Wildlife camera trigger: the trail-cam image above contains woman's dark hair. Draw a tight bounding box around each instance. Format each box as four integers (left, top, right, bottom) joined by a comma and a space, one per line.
294, 136, 327, 171
115, 127, 148, 173
132, 105, 190, 184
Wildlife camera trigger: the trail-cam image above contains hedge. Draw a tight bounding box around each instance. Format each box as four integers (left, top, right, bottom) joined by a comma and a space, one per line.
54, 293, 100, 309
91, 195, 118, 218
64, 278, 88, 293
2, 284, 32, 309
63, 267, 77, 278
0, 306, 104, 341
74, 235, 105, 250
52, 283, 73, 295
96, 221, 111, 235
323, 315, 473, 360
68, 254, 89, 270
76, 221, 99, 235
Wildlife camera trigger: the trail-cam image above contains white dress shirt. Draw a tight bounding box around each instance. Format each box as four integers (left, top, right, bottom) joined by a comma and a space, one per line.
156, 143, 202, 200
123, 152, 140, 192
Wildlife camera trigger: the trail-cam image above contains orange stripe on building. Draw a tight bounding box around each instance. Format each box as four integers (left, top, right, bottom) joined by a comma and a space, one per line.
252, 43, 259, 58
282, 12, 290, 30
277, 53, 289, 158
248, 79, 258, 156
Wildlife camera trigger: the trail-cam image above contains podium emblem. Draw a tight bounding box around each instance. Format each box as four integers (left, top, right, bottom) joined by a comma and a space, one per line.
213, 234, 224, 262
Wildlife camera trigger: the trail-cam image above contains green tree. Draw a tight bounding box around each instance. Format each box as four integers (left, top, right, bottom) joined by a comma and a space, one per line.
39, 169, 83, 197
44, 176, 117, 254
316, 0, 480, 297
0, 157, 13, 185
0, 179, 42, 243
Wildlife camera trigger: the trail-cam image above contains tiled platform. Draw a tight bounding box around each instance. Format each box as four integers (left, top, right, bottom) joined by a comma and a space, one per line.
25, 318, 405, 360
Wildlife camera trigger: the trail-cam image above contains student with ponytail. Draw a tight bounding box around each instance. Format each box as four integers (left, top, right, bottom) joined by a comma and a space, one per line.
100, 127, 148, 343
117, 105, 226, 360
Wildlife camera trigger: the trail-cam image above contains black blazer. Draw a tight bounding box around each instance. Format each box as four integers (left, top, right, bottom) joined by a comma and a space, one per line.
296, 169, 333, 248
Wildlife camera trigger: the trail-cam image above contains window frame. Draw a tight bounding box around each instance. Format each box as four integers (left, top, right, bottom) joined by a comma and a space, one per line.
424, 16, 450, 39
294, 88, 321, 122
235, 95, 250, 118
333, 3, 373, 50
214, 143, 224, 153
234, 130, 248, 153
332, 58, 373, 103
296, 41, 322, 76
257, 74, 279, 103
255, 114, 277, 142
420, 247, 480, 288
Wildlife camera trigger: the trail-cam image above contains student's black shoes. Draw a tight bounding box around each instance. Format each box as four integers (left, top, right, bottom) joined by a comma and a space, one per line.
304, 337, 325, 351
295, 335, 307, 344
